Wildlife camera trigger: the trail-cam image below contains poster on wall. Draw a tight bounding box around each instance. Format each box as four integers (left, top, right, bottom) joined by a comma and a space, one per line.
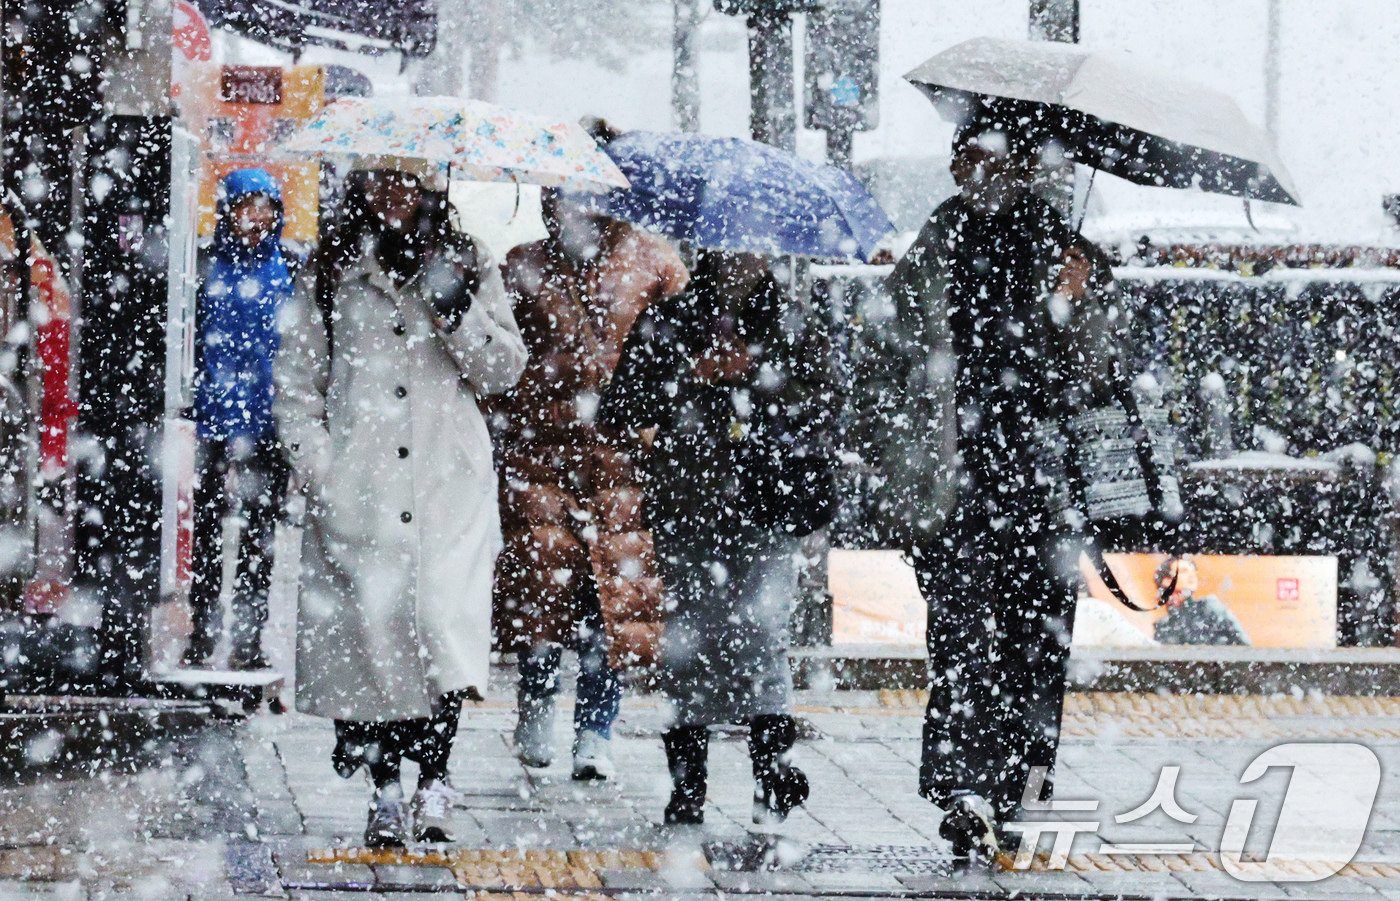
827, 549, 1338, 650
1076, 553, 1338, 649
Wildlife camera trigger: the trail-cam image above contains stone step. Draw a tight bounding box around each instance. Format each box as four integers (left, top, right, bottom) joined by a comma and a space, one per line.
790, 644, 1400, 695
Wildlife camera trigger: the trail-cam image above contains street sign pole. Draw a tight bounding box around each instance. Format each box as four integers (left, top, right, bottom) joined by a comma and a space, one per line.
672, 0, 702, 132
747, 10, 797, 151
803, 0, 879, 169
1029, 0, 1079, 43
1029, 0, 1078, 215
713, 0, 808, 150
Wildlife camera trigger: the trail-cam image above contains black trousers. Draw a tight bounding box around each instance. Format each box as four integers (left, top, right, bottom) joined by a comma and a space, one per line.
190, 435, 289, 654
334, 691, 468, 787
912, 501, 1077, 820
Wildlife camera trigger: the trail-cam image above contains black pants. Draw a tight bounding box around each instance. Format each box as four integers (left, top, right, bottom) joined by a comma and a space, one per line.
912, 501, 1077, 820
190, 435, 288, 655
334, 691, 468, 788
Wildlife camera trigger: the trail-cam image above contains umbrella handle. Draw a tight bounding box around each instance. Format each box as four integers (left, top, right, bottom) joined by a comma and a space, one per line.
509, 179, 521, 224
1073, 167, 1096, 233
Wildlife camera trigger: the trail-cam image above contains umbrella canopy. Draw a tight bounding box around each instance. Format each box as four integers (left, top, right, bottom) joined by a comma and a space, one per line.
447, 181, 548, 261
905, 37, 1301, 206
572, 131, 894, 262
281, 97, 629, 193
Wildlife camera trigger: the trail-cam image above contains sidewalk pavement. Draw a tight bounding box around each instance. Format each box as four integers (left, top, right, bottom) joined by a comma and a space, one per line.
0, 680, 1399, 899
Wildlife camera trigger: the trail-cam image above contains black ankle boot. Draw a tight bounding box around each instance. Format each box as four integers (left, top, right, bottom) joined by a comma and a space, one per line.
662, 726, 709, 825
749, 715, 809, 824
939, 792, 1001, 864
181, 631, 216, 668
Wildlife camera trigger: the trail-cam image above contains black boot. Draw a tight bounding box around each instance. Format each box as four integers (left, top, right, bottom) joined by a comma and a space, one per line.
181, 631, 216, 668
749, 715, 809, 825
662, 726, 709, 825
939, 791, 1002, 865
229, 593, 270, 670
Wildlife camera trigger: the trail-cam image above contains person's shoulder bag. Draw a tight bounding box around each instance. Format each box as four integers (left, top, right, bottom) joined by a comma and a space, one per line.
1036, 374, 1184, 611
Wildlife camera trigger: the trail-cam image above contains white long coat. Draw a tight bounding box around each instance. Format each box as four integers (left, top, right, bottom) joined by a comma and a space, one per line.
274, 250, 526, 721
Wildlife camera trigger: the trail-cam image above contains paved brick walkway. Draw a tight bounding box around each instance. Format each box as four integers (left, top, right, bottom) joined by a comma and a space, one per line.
2, 684, 1400, 899
245, 684, 1400, 899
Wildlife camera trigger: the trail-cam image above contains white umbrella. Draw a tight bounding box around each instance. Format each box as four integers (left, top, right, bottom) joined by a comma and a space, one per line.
905, 37, 1300, 206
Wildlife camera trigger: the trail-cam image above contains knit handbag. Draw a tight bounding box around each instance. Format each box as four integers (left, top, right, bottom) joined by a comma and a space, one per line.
1036, 382, 1184, 611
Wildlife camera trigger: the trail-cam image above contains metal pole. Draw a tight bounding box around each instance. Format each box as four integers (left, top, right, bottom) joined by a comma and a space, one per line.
466, 0, 502, 101
412, 0, 468, 96
1265, 0, 1280, 149
0, 0, 28, 307
1028, 0, 1079, 43
672, 0, 702, 132
747, 12, 796, 151
825, 128, 852, 169
1028, 0, 1079, 216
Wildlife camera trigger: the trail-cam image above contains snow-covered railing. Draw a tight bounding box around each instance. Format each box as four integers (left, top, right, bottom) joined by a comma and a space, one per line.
1114, 266, 1400, 285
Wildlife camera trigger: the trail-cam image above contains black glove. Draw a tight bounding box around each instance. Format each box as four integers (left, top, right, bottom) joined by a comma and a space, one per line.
422, 238, 481, 331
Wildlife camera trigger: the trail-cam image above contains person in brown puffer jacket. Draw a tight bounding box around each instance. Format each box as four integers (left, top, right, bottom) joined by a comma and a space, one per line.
490, 190, 688, 781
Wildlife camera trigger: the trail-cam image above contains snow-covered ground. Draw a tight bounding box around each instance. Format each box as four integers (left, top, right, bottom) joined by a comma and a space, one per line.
223, 0, 1400, 247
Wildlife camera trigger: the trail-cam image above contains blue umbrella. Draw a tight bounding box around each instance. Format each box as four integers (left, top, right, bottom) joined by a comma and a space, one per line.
570, 131, 894, 263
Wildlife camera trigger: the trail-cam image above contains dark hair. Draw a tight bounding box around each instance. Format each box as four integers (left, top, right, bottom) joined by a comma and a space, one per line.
580, 115, 621, 146
312, 169, 477, 350
1155, 555, 1194, 589
688, 250, 785, 345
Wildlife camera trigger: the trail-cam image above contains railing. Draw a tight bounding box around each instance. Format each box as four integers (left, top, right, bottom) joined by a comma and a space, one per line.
809, 261, 1400, 647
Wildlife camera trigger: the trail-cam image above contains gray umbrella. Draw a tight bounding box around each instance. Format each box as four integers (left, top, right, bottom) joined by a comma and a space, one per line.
905, 37, 1301, 206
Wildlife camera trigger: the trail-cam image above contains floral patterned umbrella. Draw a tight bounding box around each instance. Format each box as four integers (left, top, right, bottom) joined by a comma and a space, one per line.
280, 97, 629, 193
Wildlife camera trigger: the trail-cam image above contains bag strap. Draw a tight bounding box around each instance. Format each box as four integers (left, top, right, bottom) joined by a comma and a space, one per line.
1113, 376, 1166, 511
1075, 368, 1177, 612
1084, 532, 1171, 612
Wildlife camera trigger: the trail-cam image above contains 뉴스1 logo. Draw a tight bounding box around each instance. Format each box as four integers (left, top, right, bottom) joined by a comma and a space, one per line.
1276, 578, 1300, 601
1005, 742, 1380, 882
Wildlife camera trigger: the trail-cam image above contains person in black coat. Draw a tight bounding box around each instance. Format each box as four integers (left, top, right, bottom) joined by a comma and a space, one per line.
851, 111, 1127, 862
600, 249, 835, 826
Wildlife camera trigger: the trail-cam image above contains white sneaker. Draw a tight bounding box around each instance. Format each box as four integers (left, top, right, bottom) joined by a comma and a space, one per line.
431, 775, 468, 808
411, 779, 457, 843
572, 729, 616, 781
365, 782, 408, 848
514, 693, 556, 768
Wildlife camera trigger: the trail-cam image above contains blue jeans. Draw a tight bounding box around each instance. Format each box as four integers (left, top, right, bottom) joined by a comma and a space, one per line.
517, 613, 621, 739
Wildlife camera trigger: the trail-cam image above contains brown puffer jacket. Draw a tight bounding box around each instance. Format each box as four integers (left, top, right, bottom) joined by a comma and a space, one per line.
490, 223, 688, 669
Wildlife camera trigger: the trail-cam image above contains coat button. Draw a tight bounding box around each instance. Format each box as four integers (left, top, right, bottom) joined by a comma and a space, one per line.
401, 511, 413, 523
393, 323, 406, 336
398, 446, 409, 458
395, 386, 408, 398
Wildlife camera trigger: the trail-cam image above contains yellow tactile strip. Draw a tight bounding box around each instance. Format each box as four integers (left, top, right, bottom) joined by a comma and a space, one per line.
1021, 851, 1400, 880
875, 690, 1400, 739
1063, 693, 1400, 718
307, 846, 1400, 888
876, 689, 932, 711
310, 846, 675, 896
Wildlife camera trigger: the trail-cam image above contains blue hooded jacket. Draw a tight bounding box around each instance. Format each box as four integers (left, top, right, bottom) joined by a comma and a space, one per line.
195, 168, 294, 442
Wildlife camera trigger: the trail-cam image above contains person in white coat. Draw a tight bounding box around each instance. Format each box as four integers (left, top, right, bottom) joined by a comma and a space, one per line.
274, 163, 527, 847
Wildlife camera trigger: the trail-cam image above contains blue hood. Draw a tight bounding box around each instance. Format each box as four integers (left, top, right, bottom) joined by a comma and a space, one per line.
198, 168, 293, 441
213, 168, 286, 260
